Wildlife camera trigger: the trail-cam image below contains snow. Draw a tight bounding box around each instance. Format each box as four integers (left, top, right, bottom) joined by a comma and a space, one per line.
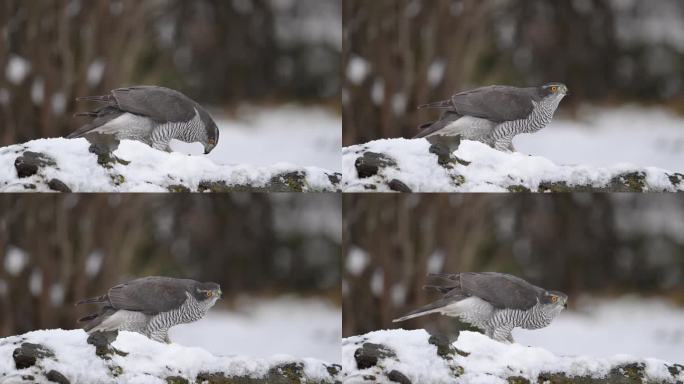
3, 246, 27, 276
172, 105, 340, 172
0, 137, 339, 192
169, 297, 341, 364
514, 296, 684, 363
516, 106, 684, 172
5, 55, 30, 84
347, 56, 370, 85
0, 329, 335, 383
342, 328, 684, 384
346, 247, 369, 276
342, 137, 684, 192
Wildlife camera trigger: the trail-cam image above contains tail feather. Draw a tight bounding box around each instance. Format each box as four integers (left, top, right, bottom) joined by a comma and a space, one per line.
76, 294, 108, 306
393, 297, 458, 322
76, 95, 113, 103
418, 99, 453, 109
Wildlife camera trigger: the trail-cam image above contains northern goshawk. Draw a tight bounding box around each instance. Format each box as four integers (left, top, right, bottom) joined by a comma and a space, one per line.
68, 86, 219, 154
77, 276, 221, 343
414, 83, 568, 153
393, 272, 567, 343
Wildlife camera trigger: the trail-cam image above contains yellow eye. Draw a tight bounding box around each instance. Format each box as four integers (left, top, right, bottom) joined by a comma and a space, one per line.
205, 291, 212, 298
550, 296, 558, 303
551, 86, 558, 92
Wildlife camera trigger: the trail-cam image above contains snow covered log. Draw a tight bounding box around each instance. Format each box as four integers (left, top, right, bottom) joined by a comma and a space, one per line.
0, 138, 341, 192
0, 329, 340, 383
341, 329, 684, 384
342, 138, 684, 192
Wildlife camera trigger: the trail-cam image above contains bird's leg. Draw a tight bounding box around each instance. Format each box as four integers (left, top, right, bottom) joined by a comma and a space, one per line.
427, 135, 462, 166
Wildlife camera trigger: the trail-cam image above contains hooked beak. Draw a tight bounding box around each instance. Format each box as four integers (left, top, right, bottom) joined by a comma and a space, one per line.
215, 289, 223, 299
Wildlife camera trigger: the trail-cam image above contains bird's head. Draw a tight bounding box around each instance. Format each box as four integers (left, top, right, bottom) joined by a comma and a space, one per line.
540, 290, 568, 312
193, 282, 222, 304
203, 121, 219, 154
539, 83, 568, 100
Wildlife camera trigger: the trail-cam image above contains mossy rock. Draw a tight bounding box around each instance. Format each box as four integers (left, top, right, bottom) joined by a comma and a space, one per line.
507, 376, 530, 384
507, 185, 531, 193
609, 172, 646, 192
167, 184, 191, 193
166, 376, 190, 384
198, 172, 307, 193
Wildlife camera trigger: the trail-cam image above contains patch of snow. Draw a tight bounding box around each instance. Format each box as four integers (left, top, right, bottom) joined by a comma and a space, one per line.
179, 105, 341, 172
86, 59, 105, 87
170, 297, 341, 363
516, 106, 684, 172
0, 329, 335, 383
51, 92, 67, 115
427, 60, 446, 88
346, 247, 369, 276
342, 328, 683, 383
5, 55, 30, 84
515, 296, 684, 363
85, 250, 104, 278
347, 56, 370, 85
0, 137, 338, 192
4, 246, 27, 276
342, 138, 684, 192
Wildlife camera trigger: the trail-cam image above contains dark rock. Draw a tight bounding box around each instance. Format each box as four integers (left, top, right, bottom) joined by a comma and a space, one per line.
326, 364, 342, 377
668, 364, 684, 377
388, 370, 412, 384
355, 152, 396, 178
327, 172, 342, 186
46, 369, 70, 384
14, 151, 56, 178
354, 343, 396, 369
668, 173, 684, 187
609, 362, 646, 382
21, 375, 35, 381
388, 179, 412, 192
48, 178, 72, 192
165, 376, 189, 384
506, 376, 530, 384
13, 342, 54, 369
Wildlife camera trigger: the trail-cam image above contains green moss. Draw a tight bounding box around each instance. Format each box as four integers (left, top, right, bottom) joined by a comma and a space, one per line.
167, 184, 191, 193
610, 172, 646, 192
110, 174, 125, 186
451, 174, 466, 187
507, 185, 531, 193
507, 376, 530, 384
166, 376, 189, 384
109, 365, 123, 377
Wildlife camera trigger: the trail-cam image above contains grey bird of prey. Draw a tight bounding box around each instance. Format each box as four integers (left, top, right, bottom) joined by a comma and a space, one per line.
77, 276, 222, 343
68, 86, 219, 154
393, 272, 567, 343
414, 83, 568, 153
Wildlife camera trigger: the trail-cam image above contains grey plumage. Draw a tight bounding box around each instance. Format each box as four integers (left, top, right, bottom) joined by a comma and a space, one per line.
415, 83, 568, 152
393, 272, 567, 343
68, 86, 220, 154
77, 276, 221, 343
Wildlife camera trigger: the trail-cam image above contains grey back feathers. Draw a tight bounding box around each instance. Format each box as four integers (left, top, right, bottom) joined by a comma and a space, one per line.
68, 86, 219, 153
77, 276, 221, 342
414, 83, 567, 152
393, 272, 567, 343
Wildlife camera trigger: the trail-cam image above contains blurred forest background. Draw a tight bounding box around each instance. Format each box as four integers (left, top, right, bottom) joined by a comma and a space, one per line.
342, 0, 684, 146
0, 194, 341, 338
343, 194, 684, 338
0, 0, 341, 147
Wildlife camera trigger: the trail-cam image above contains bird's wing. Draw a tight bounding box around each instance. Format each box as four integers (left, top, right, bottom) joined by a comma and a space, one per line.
460, 272, 541, 310
107, 276, 194, 315
67, 106, 124, 138
413, 111, 462, 138
451, 86, 535, 123
111, 86, 197, 123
